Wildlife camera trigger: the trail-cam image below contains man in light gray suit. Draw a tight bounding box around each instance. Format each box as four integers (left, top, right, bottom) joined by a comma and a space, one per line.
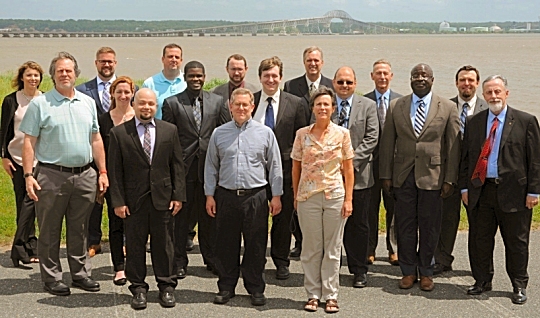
211, 54, 259, 100
434, 65, 488, 275
332, 67, 379, 288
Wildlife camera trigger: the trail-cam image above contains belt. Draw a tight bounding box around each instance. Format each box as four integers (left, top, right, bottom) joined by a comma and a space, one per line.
485, 178, 501, 185
39, 162, 91, 174
219, 186, 266, 196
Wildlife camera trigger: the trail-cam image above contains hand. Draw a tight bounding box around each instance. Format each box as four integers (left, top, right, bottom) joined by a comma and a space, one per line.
2, 158, 15, 178
441, 183, 454, 199
526, 195, 539, 209
269, 196, 282, 216
341, 200, 353, 219
114, 205, 130, 219
382, 179, 392, 194
98, 173, 109, 194
293, 199, 298, 211
169, 200, 182, 216
461, 192, 469, 206
206, 196, 216, 217
25, 175, 41, 201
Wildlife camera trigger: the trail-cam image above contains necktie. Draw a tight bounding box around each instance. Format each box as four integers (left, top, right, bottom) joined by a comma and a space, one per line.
414, 100, 426, 137
193, 98, 202, 131
471, 118, 499, 187
101, 82, 110, 112
309, 83, 315, 95
378, 96, 387, 126
142, 123, 152, 163
265, 97, 275, 130
460, 103, 469, 133
339, 100, 349, 128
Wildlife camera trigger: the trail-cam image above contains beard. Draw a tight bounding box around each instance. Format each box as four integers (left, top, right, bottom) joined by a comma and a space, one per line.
488, 101, 504, 114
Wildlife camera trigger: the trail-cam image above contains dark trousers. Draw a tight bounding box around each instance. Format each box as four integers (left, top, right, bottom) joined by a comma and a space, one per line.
105, 191, 124, 272
435, 186, 461, 267
88, 202, 103, 246
124, 195, 177, 294
344, 187, 371, 275
393, 170, 443, 277
368, 157, 397, 255
270, 181, 294, 267
214, 186, 268, 294
474, 182, 531, 288
10, 161, 37, 260
466, 197, 492, 283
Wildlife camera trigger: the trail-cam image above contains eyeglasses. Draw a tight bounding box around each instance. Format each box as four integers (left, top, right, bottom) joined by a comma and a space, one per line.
97, 60, 116, 65
336, 80, 354, 85
411, 74, 432, 81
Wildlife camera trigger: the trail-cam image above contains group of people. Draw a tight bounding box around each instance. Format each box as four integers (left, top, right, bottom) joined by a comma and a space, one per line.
0, 43, 538, 312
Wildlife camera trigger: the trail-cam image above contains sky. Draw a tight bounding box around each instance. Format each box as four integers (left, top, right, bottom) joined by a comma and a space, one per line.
0, 0, 538, 22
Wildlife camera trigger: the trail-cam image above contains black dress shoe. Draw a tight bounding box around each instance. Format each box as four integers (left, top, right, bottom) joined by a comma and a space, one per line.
289, 247, 301, 258
131, 292, 147, 310
176, 268, 187, 279
214, 290, 236, 304
353, 273, 367, 288
44, 281, 71, 296
113, 277, 127, 286
159, 291, 176, 308
512, 288, 527, 305
186, 238, 194, 251
467, 281, 492, 295
251, 292, 266, 306
433, 263, 453, 275
276, 266, 290, 280
72, 277, 100, 292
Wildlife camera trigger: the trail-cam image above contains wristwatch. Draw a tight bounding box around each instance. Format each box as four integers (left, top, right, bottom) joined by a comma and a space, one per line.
24, 173, 33, 178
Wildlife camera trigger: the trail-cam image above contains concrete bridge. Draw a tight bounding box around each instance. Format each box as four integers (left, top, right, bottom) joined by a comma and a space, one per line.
0, 10, 396, 38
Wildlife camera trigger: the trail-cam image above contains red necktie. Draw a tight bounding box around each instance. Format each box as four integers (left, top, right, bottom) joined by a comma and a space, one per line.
471, 118, 499, 187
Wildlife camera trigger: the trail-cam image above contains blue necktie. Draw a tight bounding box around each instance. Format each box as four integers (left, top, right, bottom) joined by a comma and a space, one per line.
265, 97, 274, 130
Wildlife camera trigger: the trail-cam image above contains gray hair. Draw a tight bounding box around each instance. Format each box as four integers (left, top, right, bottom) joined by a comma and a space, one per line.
483, 75, 508, 88
48, 51, 81, 84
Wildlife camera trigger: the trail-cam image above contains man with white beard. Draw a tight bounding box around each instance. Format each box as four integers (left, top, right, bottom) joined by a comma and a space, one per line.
459, 75, 540, 305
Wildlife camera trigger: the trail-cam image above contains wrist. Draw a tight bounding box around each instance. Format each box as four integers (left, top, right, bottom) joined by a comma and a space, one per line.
24, 172, 34, 178
99, 170, 107, 175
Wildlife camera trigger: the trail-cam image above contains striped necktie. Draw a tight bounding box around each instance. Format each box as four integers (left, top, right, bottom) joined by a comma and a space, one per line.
414, 100, 426, 137
378, 96, 387, 126
101, 82, 110, 112
339, 100, 349, 128
460, 103, 469, 133
142, 123, 152, 163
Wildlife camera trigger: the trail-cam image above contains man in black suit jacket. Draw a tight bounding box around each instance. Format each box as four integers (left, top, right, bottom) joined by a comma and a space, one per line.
162, 61, 231, 278
108, 88, 186, 310
459, 75, 540, 305
363, 59, 402, 266
434, 65, 488, 276
253, 56, 309, 279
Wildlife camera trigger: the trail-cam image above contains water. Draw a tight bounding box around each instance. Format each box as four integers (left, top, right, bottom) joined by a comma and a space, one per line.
1, 33, 539, 117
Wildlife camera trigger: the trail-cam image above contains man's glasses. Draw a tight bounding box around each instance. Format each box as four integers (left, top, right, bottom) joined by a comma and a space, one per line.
336, 80, 354, 85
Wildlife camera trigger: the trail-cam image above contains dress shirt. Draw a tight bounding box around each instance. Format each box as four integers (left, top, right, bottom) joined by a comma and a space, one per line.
410, 92, 433, 125
457, 95, 477, 116
486, 106, 506, 178
305, 74, 322, 90
96, 75, 116, 101
204, 118, 283, 197
336, 95, 354, 127
135, 117, 156, 162
228, 81, 245, 98
253, 90, 280, 124
374, 89, 391, 110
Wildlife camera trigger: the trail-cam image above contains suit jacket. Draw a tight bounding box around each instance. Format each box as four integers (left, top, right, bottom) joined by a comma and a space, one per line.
76, 77, 139, 116
108, 118, 186, 211
162, 90, 231, 181
210, 81, 259, 101
459, 106, 540, 212
284, 74, 333, 106
254, 90, 308, 183
331, 94, 379, 189
379, 93, 460, 190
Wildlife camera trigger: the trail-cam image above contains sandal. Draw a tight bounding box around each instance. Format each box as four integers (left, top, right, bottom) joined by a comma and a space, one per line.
325, 299, 339, 313
304, 298, 318, 312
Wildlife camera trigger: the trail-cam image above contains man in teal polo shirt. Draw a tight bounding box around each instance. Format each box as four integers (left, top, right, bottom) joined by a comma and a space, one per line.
142, 43, 187, 119
20, 52, 108, 296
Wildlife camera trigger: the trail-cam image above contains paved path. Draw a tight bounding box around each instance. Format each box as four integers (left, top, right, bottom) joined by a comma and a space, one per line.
1, 232, 539, 317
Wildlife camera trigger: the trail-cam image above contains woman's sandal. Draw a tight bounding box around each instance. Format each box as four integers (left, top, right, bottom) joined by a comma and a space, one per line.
325, 299, 339, 313
304, 298, 318, 312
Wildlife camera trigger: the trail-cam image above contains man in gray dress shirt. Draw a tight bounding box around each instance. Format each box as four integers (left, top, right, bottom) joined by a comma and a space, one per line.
205, 88, 283, 307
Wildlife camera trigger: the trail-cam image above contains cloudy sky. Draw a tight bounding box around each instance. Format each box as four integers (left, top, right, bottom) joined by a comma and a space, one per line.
0, 0, 538, 22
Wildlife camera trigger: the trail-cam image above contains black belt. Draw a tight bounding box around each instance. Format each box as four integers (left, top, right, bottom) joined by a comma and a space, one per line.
39, 162, 91, 174
485, 178, 501, 185
219, 185, 266, 196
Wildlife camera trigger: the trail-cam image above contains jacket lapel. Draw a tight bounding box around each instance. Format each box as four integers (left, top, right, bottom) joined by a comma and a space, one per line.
499, 106, 514, 151
275, 91, 287, 126
399, 95, 415, 136
127, 119, 150, 164
178, 93, 198, 131
419, 95, 439, 137
349, 96, 361, 124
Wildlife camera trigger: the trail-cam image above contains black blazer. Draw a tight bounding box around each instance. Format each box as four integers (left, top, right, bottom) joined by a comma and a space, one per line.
108, 118, 187, 212
459, 106, 540, 212
162, 90, 231, 181
254, 90, 308, 182
0, 91, 18, 159
284, 74, 333, 105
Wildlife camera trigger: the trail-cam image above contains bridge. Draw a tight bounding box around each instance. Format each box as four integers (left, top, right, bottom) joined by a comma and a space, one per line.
0, 10, 396, 38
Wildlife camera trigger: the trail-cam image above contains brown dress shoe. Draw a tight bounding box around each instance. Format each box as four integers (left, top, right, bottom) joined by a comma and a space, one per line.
399, 275, 417, 289
388, 253, 399, 265
88, 244, 102, 258
367, 255, 375, 265
420, 276, 434, 291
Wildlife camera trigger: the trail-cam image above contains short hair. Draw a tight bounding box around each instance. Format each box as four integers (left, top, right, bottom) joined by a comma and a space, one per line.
258, 56, 283, 78
230, 87, 254, 105
309, 85, 336, 110
49, 52, 81, 84
226, 54, 248, 68
455, 65, 480, 82
303, 46, 323, 61
373, 59, 392, 69
162, 43, 183, 57
483, 75, 508, 88
95, 47, 116, 59
12, 61, 44, 91
333, 66, 356, 81
109, 76, 135, 111
184, 60, 205, 74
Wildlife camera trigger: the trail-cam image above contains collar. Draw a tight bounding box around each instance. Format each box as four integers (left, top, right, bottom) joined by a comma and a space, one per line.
336, 95, 354, 106
135, 117, 156, 127
186, 89, 202, 104
158, 71, 183, 84
261, 89, 281, 104
487, 105, 508, 124
457, 94, 477, 108
234, 117, 252, 129
229, 81, 245, 90
97, 75, 116, 87
375, 89, 391, 102
305, 74, 321, 88
51, 88, 81, 102
412, 91, 433, 106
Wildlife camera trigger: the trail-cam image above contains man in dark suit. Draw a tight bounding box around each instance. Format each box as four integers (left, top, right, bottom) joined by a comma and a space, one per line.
363, 59, 402, 266
108, 88, 186, 310
162, 61, 231, 279
253, 56, 309, 279
332, 66, 379, 288
283, 46, 331, 257
434, 65, 488, 275
379, 63, 460, 291
76, 46, 118, 258
211, 54, 259, 101
459, 75, 540, 304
